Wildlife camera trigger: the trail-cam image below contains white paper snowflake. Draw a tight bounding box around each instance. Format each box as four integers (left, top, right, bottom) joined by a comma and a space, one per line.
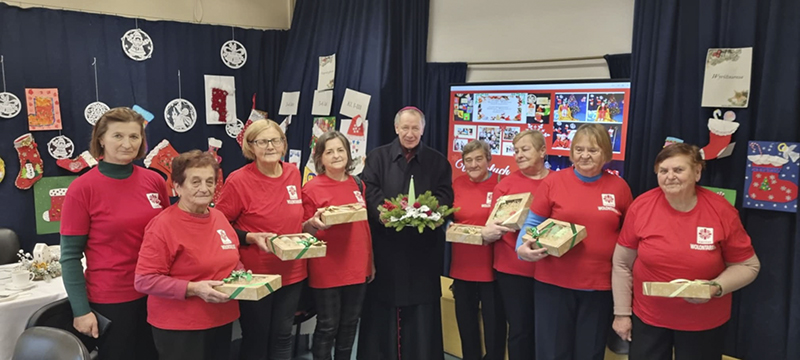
221, 40, 247, 69
756, 173, 762, 178
226, 119, 245, 138
47, 135, 74, 159
164, 98, 197, 133
84, 101, 110, 125
769, 195, 774, 200
121, 29, 153, 61
0, 92, 21, 118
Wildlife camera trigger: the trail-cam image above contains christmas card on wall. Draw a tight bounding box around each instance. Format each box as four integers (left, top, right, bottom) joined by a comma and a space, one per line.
339, 117, 368, 175
204, 75, 236, 124
318, 54, 335, 90
34, 176, 77, 234
744, 141, 799, 213
26, 88, 62, 131
701, 48, 752, 108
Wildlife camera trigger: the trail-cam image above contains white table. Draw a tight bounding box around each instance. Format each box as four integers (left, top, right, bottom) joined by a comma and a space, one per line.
0, 264, 68, 360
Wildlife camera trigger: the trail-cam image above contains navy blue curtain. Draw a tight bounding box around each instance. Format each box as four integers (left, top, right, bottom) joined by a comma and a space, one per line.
604, 53, 632, 79
276, 0, 430, 166
626, 1, 800, 358
0, 4, 288, 251
423, 62, 467, 154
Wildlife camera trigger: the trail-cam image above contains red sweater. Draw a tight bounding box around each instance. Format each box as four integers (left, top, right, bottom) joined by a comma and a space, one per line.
451, 173, 497, 282
492, 170, 544, 278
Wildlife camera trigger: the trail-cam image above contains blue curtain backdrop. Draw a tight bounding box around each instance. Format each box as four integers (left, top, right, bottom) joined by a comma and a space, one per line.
0, 3, 288, 250
626, 0, 800, 358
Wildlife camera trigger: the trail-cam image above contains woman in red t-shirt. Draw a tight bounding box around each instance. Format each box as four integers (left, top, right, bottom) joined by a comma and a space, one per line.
215, 119, 328, 360
611, 143, 760, 360
302, 131, 373, 360
135, 151, 241, 360
490, 129, 550, 360
60, 107, 168, 360
517, 124, 633, 360
450, 139, 510, 360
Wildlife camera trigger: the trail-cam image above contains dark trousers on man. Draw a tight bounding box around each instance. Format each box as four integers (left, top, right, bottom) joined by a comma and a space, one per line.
152, 322, 233, 360
495, 271, 536, 360
629, 314, 726, 360
357, 300, 444, 360
91, 297, 157, 360
238, 281, 304, 360
534, 280, 613, 360
452, 279, 506, 360
312, 283, 368, 360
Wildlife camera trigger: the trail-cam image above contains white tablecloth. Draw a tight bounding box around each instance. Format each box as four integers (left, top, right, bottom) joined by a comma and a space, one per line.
0, 264, 68, 360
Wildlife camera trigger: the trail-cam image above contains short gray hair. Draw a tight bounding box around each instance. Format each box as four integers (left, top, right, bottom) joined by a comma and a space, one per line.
393, 107, 426, 128
461, 140, 492, 161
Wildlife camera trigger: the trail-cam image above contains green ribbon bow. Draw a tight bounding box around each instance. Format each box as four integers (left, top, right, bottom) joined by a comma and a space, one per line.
222, 270, 253, 283
269, 235, 322, 259
526, 222, 579, 250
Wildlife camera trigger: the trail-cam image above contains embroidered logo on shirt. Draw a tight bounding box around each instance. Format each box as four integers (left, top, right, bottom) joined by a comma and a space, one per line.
482, 192, 493, 208
354, 191, 365, 205
286, 185, 302, 204
146, 193, 162, 209
690, 227, 716, 250
597, 193, 620, 214
218, 229, 236, 250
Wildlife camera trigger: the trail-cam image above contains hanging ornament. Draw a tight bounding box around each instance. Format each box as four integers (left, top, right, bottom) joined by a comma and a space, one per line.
47, 135, 74, 160
226, 119, 245, 138
164, 70, 197, 133
221, 28, 247, 69
121, 21, 153, 61
0, 55, 21, 119
85, 58, 110, 125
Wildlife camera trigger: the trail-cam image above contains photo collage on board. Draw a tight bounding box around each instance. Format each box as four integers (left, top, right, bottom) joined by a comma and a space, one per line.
552, 92, 625, 153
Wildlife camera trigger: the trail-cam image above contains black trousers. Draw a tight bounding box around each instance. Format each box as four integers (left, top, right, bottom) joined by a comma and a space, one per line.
152, 322, 233, 360
452, 279, 506, 360
238, 281, 304, 360
495, 271, 536, 360
357, 300, 444, 360
91, 297, 157, 360
311, 283, 368, 360
533, 280, 613, 360
629, 314, 726, 360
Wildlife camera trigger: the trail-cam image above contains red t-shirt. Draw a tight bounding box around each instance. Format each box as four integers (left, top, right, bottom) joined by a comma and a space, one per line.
492, 170, 544, 278
61, 166, 169, 303
618, 186, 755, 331
136, 206, 240, 330
450, 173, 498, 282
215, 162, 307, 285
302, 174, 372, 289
530, 169, 632, 290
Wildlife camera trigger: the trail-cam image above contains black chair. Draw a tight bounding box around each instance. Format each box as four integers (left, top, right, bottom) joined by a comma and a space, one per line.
12, 327, 91, 360
0, 228, 20, 265
26, 298, 100, 360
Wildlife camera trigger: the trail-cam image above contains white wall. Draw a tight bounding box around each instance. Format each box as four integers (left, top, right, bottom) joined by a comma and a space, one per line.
2, 0, 292, 29
428, 0, 635, 82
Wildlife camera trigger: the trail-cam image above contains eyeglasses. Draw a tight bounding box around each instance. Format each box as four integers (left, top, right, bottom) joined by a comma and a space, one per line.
249, 138, 285, 148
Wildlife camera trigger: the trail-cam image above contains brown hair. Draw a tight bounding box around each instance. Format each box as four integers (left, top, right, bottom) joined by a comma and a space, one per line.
171, 150, 220, 186
512, 129, 546, 151
241, 119, 287, 160
313, 131, 354, 175
89, 107, 147, 159
461, 140, 492, 161
653, 143, 706, 173
570, 124, 613, 163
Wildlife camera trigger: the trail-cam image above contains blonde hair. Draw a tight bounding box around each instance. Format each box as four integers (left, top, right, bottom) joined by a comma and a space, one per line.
89, 107, 147, 159
570, 124, 613, 163
512, 129, 546, 151
241, 119, 287, 160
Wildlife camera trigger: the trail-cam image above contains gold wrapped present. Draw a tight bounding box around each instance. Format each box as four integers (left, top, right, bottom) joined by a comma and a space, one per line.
446, 224, 484, 245
522, 218, 587, 257
642, 280, 714, 299
268, 233, 327, 261
319, 203, 368, 226
485, 192, 532, 230
213, 272, 282, 301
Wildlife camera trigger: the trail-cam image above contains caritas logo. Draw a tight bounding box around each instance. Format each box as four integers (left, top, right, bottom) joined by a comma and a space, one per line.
454, 159, 511, 176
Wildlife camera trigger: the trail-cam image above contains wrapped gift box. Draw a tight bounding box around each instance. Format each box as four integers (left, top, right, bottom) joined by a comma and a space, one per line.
485, 192, 532, 230
642, 281, 713, 299
522, 218, 587, 257
446, 224, 484, 245
214, 274, 282, 301
269, 233, 327, 261
320, 203, 368, 226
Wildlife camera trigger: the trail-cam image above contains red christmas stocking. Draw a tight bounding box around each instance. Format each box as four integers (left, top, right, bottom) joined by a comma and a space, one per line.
144, 140, 180, 197
46, 188, 67, 222
700, 118, 739, 160
211, 88, 229, 123
748, 159, 798, 203
208, 138, 225, 206
14, 133, 44, 190
56, 151, 98, 173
